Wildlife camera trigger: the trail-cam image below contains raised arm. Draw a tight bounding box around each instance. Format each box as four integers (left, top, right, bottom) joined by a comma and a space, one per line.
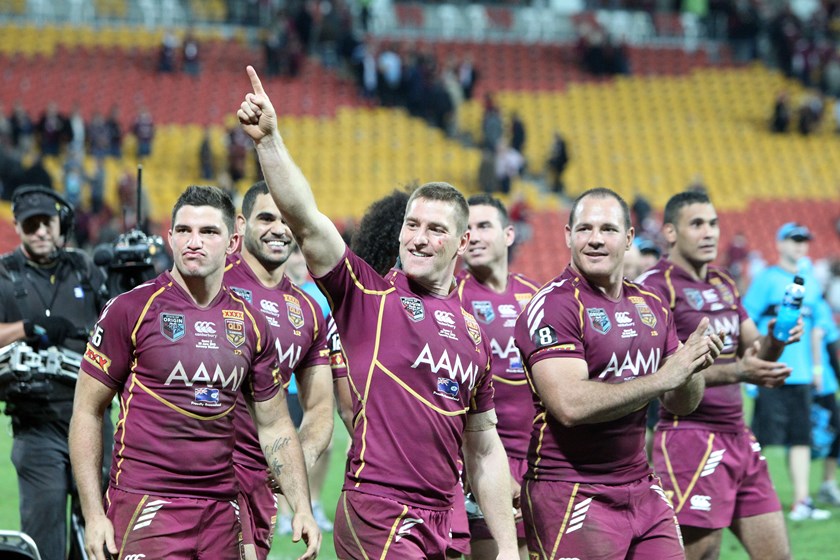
69, 371, 118, 560
294, 364, 335, 469
238, 65, 346, 277
247, 392, 321, 559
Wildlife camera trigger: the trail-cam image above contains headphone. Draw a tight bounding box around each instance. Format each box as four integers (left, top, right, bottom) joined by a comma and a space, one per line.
12, 185, 75, 239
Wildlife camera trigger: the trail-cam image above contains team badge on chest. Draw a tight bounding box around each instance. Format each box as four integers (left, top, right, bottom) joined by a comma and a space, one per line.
629, 296, 657, 328
160, 313, 186, 342
285, 296, 305, 329
472, 301, 495, 324
684, 289, 704, 311
400, 297, 425, 322
587, 308, 611, 335
222, 310, 245, 348
462, 309, 482, 345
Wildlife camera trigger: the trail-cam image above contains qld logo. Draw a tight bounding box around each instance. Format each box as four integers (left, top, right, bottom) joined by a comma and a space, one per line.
160, 313, 185, 342
586, 308, 611, 334
472, 301, 495, 324
400, 297, 425, 322
223, 309, 246, 348
286, 301, 304, 329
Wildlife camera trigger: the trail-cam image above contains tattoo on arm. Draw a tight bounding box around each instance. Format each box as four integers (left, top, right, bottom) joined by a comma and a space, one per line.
270, 457, 284, 479
265, 436, 291, 479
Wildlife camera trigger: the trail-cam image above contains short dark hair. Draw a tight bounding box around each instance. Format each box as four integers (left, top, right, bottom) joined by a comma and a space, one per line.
352, 186, 414, 276
663, 191, 712, 226
467, 194, 509, 227
241, 181, 270, 219
172, 185, 236, 234
406, 181, 469, 235
569, 187, 631, 230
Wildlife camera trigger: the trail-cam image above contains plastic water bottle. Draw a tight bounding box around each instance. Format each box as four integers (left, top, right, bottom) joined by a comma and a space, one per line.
773, 276, 805, 342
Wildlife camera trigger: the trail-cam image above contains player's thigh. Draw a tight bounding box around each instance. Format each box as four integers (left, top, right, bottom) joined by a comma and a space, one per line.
730, 511, 791, 560
679, 526, 723, 560
653, 429, 738, 529
334, 490, 450, 560
628, 476, 684, 560
522, 479, 632, 560
732, 432, 782, 521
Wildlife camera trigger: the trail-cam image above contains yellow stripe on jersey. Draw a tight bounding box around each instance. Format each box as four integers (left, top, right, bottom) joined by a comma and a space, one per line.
342, 492, 372, 560
513, 274, 542, 293
574, 287, 584, 335
131, 284, 168, 347
524, 481, 549, 559
380, 504, 410, 560
117, 494, 150, 560
291, 283, 321, 338
531, 411, 549, 478
552, 483, 581, 560
134, 378, 236, 421
664, 265, 677, 310
354, 293, 389, 484
345, 257, 396, 296
233, 292, 264, 353
377, 360, 469, 416
493, 375, 529, 386
114, 373, 139, 486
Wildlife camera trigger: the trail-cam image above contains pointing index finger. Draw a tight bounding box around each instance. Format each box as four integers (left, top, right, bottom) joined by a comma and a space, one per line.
246, 65, 266, 95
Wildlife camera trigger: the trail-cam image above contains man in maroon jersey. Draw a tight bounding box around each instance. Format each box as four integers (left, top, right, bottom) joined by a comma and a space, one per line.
456, 194, 540, 560
69, 186, 320, 560
227, 181, 334, 560
238, 65, 519, 559
514, 187, 723, 559
637, 190, 800, 560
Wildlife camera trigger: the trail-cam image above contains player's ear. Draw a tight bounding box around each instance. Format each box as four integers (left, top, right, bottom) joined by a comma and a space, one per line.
456, 230, 470, 257
662, 222, 677, 245
227, 231, 241, 255
504, 224, 515, 248
236, 213, 246, 236
565, 224, 572, 248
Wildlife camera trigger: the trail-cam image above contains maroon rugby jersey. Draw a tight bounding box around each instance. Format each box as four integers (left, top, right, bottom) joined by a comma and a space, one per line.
515, 266, 680, 484
225, 255, 330, 470
456, 270, 539, 459
638, 261, 748, 431
80, 271, 281, 500
316, 247, 494, 510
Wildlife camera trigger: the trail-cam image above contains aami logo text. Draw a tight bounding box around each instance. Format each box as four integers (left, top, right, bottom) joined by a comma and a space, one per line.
490, 336, 520, 360
276, 339, 302, 369
599, 348, 661, 379
706, 314, 740, 351
411, 343, 480, 389
165, 361, 245, 390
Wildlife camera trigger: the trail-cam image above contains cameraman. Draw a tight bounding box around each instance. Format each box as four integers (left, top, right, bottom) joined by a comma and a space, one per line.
0, 186, 109, 560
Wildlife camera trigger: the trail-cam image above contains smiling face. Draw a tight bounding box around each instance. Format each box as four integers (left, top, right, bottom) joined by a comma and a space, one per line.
464, 203, 513, 271
398, 197, 469, 292
239, 192, 294, 271
169, 205, 238, 282
665, 202, 720, 268
566, 194, 634, 286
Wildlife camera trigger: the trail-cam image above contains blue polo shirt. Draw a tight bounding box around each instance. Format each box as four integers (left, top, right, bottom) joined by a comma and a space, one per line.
743, 265, 824, 385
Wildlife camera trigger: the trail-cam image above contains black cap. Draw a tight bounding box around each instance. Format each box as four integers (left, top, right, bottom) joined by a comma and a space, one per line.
12, 189, 61, 223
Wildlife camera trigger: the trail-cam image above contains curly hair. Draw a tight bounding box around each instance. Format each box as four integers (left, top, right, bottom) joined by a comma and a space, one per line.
351, 185, 416, 276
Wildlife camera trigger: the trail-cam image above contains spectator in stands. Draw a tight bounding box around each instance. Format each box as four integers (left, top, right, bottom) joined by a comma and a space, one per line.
510, 112, 526, 155
727, 0, 761, 63
183, 29, 200, 76
724, 232, 751, 290
87, 112, 110, 158
105, 105, 123, 158
378, 43, 402, 107
482, 94, 503, 150
200, 127, 215, 181
18, 154, 54, 192
37, 102, 68, 156
88, 156, 106, 215
798, 92, 824, 135
458, 55, 478, 101
771, 91, 791, 133
68, 104, 86, 155
0, 103, 12, 148
158, 30, 178, 73
227, 124, 251, 183
631, 192, 652, 231
441, 59, 464, 137
10, 102, 34, 155
62, 150, 84, 209
0, 143, 23, 200
132, 108, 155, 159
478, 148, 498, 194
546, 131, 569, 195
495, 141, 524, 195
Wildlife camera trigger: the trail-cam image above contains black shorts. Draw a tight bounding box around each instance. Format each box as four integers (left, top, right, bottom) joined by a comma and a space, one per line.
286, 392, 304, 428
752, 384, 812, 447
813, 393, 840, 459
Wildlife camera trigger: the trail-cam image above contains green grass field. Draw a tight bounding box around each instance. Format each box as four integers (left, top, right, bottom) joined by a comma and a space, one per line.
1, 411, 838, 559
